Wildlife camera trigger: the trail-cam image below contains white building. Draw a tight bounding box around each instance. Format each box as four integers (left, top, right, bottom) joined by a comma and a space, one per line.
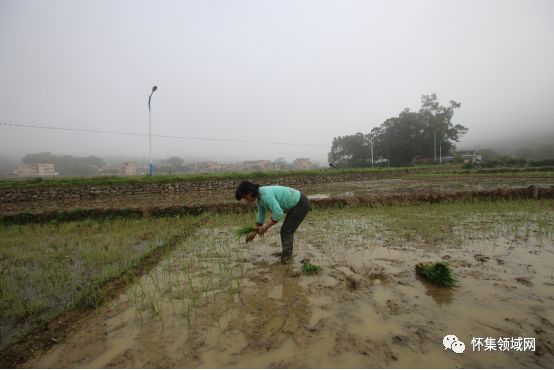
293, 158, 312, 169
119, 162, 137, 176
12, 163, 58, 177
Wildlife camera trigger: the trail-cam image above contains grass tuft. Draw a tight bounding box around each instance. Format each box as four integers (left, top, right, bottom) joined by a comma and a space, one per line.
416, 262, 457, 287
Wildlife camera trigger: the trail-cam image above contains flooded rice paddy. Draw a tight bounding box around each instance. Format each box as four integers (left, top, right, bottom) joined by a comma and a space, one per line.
22, 201, 554, 368
303, 176, 554, 200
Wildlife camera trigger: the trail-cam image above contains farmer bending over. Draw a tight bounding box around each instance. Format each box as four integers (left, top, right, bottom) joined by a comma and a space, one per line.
235, 181, 310, 263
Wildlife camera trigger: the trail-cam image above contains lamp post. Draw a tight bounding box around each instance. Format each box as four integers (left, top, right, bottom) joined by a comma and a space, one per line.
370, 134, 374, 167
148, 85, 158, 176
433, 129, 437, 162
369, 131, 381, 167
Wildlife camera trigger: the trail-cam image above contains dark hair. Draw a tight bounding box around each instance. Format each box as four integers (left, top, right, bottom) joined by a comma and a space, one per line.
235, 181, 260, 201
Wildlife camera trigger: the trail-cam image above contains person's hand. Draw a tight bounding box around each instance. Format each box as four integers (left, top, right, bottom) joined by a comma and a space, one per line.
245, 231, 257, 244
256, 224, 268, 235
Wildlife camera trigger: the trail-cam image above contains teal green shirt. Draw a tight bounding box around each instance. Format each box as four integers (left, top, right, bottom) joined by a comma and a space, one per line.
256, 185, 301, 224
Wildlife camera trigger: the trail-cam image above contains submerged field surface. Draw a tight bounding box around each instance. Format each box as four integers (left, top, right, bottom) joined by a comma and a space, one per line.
4, 199, 554, 368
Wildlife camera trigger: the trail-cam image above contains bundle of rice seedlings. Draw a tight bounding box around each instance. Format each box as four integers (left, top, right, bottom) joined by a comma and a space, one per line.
235, 226, 257, 238
301, 261, 320, 274
415, 262, 457, 287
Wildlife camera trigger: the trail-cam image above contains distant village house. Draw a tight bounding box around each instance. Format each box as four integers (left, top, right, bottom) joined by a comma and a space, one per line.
12, 163, 58, 177
119, 162, 137, 176
456, 151, 482, 164
293, 158, 312, 169
241, 160, 274, 171
184, 161, 224, 172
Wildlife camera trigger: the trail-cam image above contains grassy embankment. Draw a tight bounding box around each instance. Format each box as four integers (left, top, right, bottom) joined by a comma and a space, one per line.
1, 165, 553, 190
405, 166, 554, 178
0, 167, 414, 189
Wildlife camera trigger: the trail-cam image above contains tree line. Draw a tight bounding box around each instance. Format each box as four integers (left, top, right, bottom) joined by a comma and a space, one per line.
328, 94, 468, 167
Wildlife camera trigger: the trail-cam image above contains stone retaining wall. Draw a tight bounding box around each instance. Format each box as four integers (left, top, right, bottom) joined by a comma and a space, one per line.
2, 186, 552, 224
0, 170, 412, 203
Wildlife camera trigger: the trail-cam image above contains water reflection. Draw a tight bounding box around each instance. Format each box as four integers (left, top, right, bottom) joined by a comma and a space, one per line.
415, 274, 456, 305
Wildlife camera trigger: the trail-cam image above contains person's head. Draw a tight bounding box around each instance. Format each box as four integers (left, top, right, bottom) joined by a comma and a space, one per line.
235, 181, 260, 203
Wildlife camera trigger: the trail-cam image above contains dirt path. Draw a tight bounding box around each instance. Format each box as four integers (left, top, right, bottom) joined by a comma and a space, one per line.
22, 212, 554, 368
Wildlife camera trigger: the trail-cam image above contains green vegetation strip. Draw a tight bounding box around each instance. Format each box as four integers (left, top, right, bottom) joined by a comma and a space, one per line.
2, 165, 553, 190
0, 167, 412, 189
1, 207, 144, 225
406, 167, 554, 178
0, 214, 202, 364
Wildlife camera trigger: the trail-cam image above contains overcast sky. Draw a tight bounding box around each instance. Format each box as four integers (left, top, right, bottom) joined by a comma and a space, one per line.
1, 0, 553, 164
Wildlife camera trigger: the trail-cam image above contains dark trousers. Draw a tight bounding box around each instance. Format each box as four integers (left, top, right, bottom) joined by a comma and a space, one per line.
281, 193, 310, 257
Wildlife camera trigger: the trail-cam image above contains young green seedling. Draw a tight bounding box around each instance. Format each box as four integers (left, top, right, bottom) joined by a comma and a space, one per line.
415, 262, 457, 287
235, 226, 257, 237
301, 261, 320, 274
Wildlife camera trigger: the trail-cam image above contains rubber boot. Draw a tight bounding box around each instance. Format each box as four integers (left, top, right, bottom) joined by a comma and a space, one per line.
280, 232, 294, 263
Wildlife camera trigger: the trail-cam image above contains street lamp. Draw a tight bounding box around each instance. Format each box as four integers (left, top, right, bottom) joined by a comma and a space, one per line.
433, 129, 436, 162
369, 131, 380, 167
370, 134, 374, 167
148, 85, 158, 176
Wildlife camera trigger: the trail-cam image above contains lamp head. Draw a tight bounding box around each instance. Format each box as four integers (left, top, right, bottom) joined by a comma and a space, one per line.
152, 86, 158, 93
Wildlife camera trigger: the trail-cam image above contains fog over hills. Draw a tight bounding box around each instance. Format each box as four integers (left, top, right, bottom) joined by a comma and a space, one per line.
1, 0, 553, 167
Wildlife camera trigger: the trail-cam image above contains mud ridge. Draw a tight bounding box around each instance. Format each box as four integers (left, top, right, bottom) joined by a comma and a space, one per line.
2, 186, 552, 225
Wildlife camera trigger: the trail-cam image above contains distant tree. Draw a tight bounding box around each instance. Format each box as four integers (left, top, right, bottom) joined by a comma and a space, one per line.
328, 132, 369, 167
370, 94, 468, 166
160, 156, 185, 170
513, 147, 534, 160
533, 144, 554, 161
0, 158, 19, 175
480, 149, 501, 161
481, 144, 554, 163
22, 152, 56, 164
480, 154, 527, 168
328, 94, 467, 167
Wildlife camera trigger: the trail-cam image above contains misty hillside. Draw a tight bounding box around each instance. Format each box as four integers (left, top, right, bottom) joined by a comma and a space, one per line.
460, 131, 554, 156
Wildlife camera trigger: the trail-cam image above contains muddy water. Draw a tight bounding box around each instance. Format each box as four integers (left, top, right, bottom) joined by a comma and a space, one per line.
3, 176, 553, 215
23, 213, 554, 368
301, 176, 554, 199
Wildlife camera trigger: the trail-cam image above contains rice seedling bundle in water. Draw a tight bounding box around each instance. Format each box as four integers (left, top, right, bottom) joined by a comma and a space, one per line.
415, 262, 457, 287
301, 261, 320, 274
235, 226, 257, 238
